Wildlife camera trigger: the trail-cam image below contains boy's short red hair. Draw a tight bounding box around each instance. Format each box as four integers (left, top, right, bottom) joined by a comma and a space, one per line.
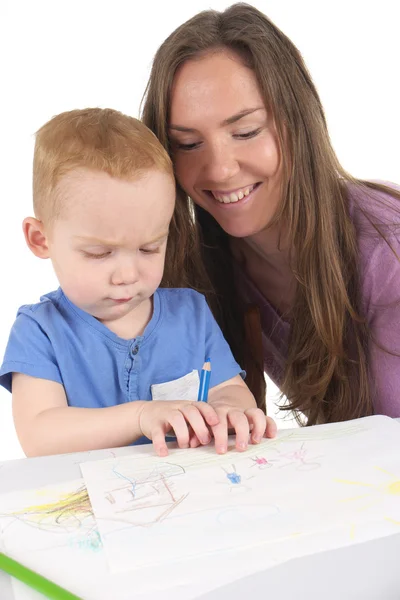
33, 107, 173, 224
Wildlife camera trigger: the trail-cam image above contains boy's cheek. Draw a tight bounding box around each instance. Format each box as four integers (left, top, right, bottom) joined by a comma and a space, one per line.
62, 270, 102, 300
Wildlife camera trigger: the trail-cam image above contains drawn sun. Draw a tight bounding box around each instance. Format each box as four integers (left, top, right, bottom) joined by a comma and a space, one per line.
335, 466, 400, 525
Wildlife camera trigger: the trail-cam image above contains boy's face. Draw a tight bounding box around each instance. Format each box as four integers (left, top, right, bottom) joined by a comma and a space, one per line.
45, 168, 175, 326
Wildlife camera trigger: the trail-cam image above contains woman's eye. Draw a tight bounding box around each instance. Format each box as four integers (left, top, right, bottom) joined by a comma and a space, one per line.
172, 140, 201, 151
234, 128, 262, 140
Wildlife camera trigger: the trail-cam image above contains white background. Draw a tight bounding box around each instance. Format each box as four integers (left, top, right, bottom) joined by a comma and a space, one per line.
0, 0, 398, 461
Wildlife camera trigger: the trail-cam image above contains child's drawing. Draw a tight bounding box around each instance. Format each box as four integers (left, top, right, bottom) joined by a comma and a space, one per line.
222, 464, 241, 484
1, 415, 398, 580
219, 464, 254, 494
334, 465, 400, 542
0, 480, 100, 555
100, 461, 188, 526
336, 466, 400, 511
1, 484, 93, 533
250, 456, 275, 469
277, 443, 322, 471
79, 416, 400, 573
247, 444, 321, 472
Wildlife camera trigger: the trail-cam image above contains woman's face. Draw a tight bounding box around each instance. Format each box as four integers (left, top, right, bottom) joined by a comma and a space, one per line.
169, 50, 282, 239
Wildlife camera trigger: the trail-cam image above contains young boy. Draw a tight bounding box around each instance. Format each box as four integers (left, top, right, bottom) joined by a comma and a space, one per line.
0, 108, 275, 458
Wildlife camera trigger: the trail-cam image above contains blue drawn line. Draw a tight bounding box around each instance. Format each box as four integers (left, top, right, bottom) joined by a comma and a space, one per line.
223, 465, 241, 484
112, 465, 137, 496
227, 472, 241, 484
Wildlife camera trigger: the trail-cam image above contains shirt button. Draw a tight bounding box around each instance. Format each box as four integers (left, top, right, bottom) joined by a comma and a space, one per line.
131, 346, 139, 356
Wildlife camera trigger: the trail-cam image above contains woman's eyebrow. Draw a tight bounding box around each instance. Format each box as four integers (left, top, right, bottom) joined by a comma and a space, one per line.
223, 107, 264, 126
169, 107, 264, 133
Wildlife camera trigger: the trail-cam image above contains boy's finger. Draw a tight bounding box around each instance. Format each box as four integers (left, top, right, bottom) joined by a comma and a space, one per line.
189, 434, 202, 448
264, 416, 278, 438
181, 404, 211, 445
151, 429, 169, 457
196, 402, 220, 427
168, 412, 190, 449
245, 407, 267, 444
227, 410, 250, 451
209, 415, 229, 454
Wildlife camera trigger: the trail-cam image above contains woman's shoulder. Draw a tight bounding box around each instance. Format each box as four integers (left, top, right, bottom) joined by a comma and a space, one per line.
346, 181, 400, 311
347, 180, 400, 236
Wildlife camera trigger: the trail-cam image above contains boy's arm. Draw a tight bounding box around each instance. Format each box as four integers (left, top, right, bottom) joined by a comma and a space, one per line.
205, 375, 277, 453
12, 373, 147, 456
12, 373, 221, 457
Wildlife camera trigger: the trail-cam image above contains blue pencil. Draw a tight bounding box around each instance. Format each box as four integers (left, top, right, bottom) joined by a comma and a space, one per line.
198, 358, 211, 402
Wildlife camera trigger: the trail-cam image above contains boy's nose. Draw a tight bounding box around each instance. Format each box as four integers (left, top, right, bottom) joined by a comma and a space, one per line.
112, 258, 139, 286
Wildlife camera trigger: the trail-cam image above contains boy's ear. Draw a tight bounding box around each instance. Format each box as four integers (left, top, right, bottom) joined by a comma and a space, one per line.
22, 217, 51, 259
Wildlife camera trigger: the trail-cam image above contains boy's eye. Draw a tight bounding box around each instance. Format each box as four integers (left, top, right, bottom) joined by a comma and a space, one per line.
83, 251, 111, 259
140, 247, 160, 254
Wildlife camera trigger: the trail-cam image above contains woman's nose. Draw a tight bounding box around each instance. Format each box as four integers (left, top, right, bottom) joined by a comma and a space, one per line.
203, 142, 240, 184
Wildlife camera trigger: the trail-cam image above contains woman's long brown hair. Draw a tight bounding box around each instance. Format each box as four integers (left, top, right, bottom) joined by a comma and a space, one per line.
142, 2, 400, 424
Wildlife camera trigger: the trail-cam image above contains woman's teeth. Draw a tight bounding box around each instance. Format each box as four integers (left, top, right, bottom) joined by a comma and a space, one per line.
212, 183, 256, 204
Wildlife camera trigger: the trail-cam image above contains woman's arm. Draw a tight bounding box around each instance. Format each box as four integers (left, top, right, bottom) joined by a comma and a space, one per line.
363, 238, 400, 417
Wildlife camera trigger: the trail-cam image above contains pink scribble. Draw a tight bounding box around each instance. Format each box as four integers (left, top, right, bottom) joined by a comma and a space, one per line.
250, 456, 274, 470
279, 443, 321, 471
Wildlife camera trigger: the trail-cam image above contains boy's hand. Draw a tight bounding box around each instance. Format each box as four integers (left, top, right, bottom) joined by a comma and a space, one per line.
138, 400, 220, 457
190, 374, 278, 454
190, 402, 277, 454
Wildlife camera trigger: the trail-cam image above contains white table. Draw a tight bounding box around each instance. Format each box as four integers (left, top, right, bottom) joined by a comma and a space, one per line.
1, 434, 400, 600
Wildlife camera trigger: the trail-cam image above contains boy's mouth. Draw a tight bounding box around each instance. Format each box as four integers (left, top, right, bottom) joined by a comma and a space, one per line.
112, 297, 133, 304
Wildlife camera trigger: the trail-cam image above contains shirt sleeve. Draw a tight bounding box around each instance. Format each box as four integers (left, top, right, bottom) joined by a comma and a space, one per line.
362, 236, 400, 417
202, 299, 245, 389
0, 311, 63, 392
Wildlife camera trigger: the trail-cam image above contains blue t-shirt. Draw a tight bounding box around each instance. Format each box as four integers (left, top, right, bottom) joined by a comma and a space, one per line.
0, 288, 243, 414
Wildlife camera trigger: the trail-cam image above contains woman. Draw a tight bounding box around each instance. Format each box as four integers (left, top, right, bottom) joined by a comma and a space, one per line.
142, 3, 400, 425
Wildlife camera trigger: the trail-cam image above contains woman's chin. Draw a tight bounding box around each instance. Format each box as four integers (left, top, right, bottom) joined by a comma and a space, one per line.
216, 217, 268, 239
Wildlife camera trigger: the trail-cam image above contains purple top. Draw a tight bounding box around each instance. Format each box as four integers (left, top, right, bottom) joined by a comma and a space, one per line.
236, 183, 400, 418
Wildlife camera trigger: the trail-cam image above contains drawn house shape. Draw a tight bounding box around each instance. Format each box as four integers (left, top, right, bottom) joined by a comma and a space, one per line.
107, 462, 188, 527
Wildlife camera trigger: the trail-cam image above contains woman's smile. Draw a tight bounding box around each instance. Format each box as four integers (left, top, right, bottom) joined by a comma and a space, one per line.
204, 182, 262, 206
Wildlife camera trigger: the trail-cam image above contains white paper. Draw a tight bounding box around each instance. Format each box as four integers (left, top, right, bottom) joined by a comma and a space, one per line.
0, 478, 218, 600
80, 415, 400, 574
2, 416, 400, 600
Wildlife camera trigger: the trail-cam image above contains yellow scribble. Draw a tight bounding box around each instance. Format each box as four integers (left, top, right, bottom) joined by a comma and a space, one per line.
336, 467, 400, 515
386, 481, 400, 495
8, 485, 93, 533
385, 517, 400, 526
